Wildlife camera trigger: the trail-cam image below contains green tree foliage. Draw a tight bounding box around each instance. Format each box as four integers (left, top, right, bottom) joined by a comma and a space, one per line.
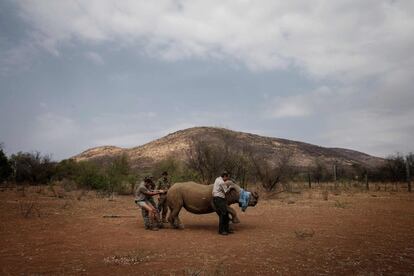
106, 154, 132, 194
55, 159, 80, 180
55, 154, 135, 194
0, 145, 12, 182
75, 161, 107, 190
152, 157, 198, 183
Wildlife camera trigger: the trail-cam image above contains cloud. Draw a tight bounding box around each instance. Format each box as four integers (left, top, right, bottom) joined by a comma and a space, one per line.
33, 113, 79, 141
265, 86, 335, 118
264, 70, 414, 156
0, 42, 37, 76
25, 113, 83, 159
322, 108, 414, 156
2, 1, 413, 159
267, 96, 312, 118
14, 0, 414, 79
84, 51, 104, 65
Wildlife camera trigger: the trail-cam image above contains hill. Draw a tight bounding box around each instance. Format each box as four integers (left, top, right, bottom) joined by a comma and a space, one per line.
72, 127, 385, 170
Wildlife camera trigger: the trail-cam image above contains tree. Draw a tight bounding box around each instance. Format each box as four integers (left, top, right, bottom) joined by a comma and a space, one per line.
76, 161, 106, 190
55, 159, 80, 180
106, 154, 131, 195
152, 157, 198, 183
9, 151, 56, 184
249, 147, 294, 192
187, 136, 251, 185
187, 139, 228, 184
0, 144, 12, 182
311, 158, 328, 184
384, 153, 406, 182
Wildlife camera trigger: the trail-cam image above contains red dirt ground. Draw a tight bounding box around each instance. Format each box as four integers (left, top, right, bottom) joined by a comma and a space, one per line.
1, 186, 414, 275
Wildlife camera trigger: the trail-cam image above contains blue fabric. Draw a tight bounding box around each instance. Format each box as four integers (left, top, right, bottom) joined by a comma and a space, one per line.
239, 189, 251, 212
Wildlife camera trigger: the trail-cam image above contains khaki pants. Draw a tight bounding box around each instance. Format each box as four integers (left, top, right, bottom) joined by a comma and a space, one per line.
136, 198, 161, 229
157, 194, 168, 220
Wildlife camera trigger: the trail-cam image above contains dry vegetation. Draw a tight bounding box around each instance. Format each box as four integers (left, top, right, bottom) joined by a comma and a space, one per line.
1, 182, 413, 275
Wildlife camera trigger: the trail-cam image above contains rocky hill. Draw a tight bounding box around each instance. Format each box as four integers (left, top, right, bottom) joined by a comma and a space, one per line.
72, 127, 385, 170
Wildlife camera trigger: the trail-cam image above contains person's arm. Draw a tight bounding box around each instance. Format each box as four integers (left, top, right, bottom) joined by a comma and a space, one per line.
143, 190, 165, 196
220, 180, 231, 193
223, 180, 236, 193
139, 186, 165, 197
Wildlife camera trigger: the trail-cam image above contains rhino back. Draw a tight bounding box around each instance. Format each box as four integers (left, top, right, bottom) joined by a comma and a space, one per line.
169, 182, 215, 214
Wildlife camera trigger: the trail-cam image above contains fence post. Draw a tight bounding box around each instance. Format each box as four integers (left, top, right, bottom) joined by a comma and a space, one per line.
365, 173, 369, 191
308, 171, 311, 189
406, 157, 411, 192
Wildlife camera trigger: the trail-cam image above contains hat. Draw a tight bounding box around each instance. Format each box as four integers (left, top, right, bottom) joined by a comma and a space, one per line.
162, 171, 168, 176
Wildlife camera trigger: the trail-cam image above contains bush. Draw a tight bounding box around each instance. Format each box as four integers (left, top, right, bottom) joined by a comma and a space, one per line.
55, 159, 80, 181
0, 146, 12, 182
69, 154, 138, 195
152, 158, 199, 183
9, 151, 56, 184
76, 161, 107, 190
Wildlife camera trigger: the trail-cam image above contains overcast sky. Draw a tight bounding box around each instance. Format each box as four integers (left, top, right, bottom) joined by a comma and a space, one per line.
1, 0, 413, 160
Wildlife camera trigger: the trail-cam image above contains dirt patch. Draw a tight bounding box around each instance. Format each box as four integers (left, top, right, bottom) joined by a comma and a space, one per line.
1, 187, 414, 275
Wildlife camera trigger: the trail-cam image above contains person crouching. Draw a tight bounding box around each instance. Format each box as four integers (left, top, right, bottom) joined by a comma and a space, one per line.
135, 177, 166, 231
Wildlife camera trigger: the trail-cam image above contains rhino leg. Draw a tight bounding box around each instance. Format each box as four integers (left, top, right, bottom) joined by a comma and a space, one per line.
227, 206, 240, 224
168, 205, 184, 229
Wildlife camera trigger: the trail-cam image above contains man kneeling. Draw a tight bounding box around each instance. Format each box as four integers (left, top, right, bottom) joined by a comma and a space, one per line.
135, 177, 166, 231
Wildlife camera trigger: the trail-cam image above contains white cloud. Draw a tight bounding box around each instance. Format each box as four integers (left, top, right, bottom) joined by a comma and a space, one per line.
265, 86, 335, 118
268, 96, 312, 118
15, 0, 414, 79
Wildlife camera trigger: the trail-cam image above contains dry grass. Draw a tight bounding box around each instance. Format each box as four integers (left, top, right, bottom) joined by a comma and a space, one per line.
19, 199, 41, 218
334, 200, 349, 209
103, 251, 148, 266
322, 190, 329, 200
295, 228, 315, 239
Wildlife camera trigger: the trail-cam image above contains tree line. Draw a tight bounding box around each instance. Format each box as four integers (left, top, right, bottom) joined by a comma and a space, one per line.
0, 142, 412, 193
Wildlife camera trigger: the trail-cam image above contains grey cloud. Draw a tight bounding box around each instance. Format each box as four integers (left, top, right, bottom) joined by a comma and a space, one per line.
14, 1, 414, 79
1, 1, 413, 159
